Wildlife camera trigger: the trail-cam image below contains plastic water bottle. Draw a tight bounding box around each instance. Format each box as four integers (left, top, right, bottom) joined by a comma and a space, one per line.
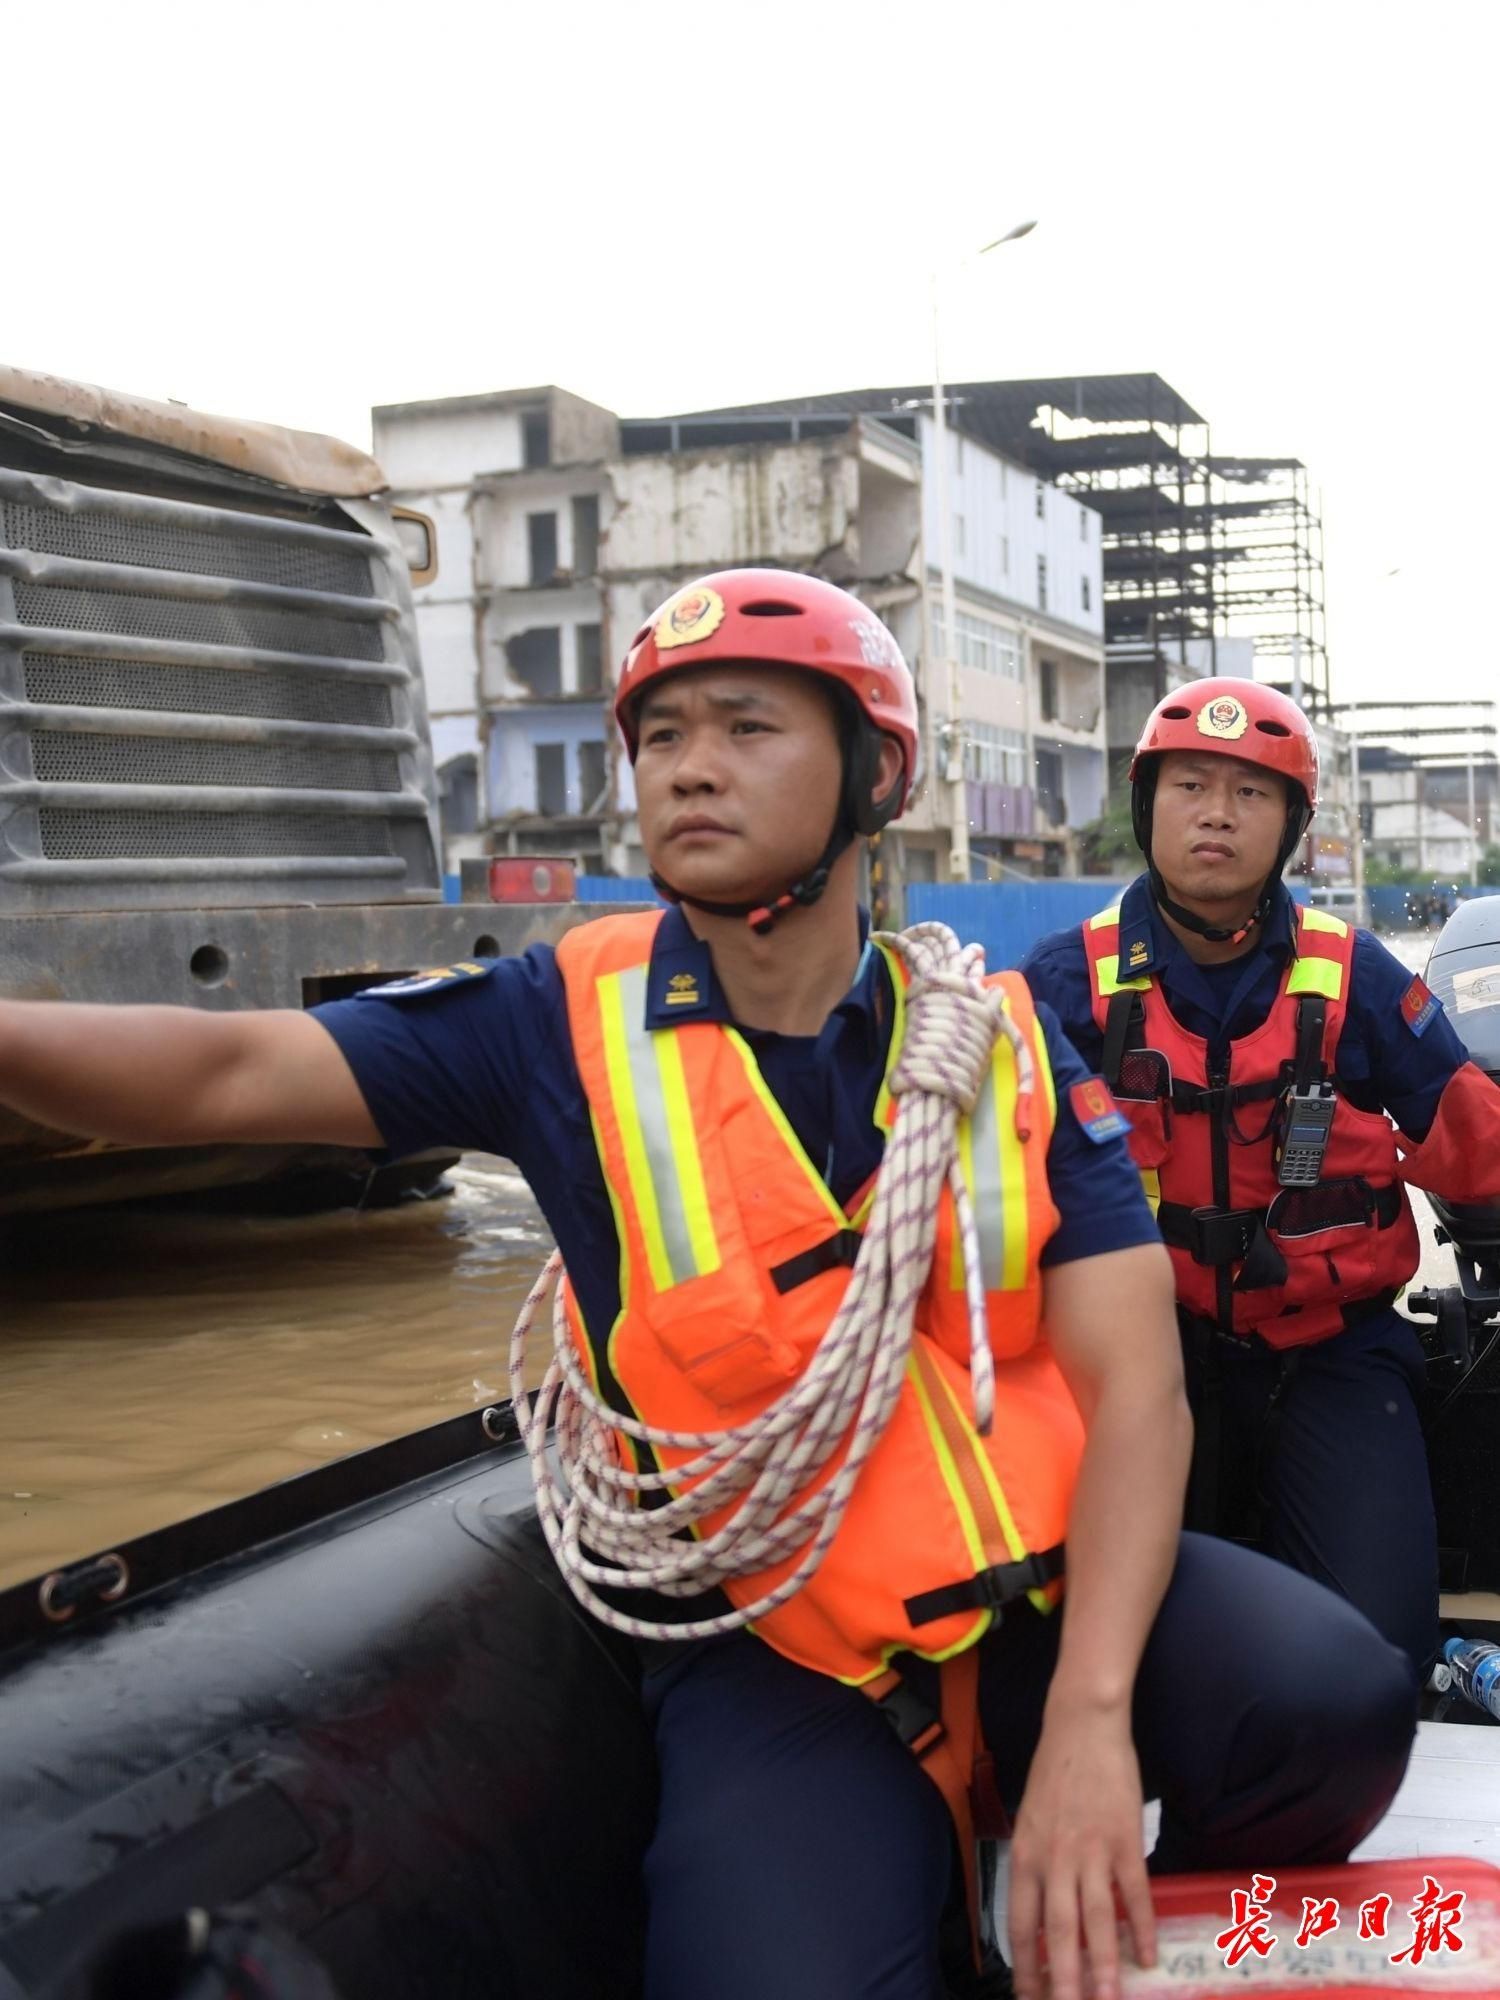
1443, 1636, 1500, 1721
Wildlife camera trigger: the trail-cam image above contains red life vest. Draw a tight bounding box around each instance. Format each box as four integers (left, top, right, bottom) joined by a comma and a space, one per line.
553, 910, 1084, 1685
1082, 902, 1420, 1348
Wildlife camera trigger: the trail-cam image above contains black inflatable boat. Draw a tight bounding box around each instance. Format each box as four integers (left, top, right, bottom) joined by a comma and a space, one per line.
0, 1405, 655, 1998
7, 897, 1500, 1998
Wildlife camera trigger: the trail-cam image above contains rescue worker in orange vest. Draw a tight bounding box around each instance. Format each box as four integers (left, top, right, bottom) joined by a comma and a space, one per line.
1023, 679, 1500, 1678
0, 585, 1417, 2000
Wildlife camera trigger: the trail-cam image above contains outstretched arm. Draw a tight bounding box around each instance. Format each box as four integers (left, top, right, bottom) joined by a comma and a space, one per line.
0, 1000, 380, 1150
1008, 1239, 1190, 2000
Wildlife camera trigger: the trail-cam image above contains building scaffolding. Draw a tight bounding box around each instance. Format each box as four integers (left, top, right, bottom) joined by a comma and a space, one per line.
635, 375, 1332, 728
1012, 391, 1329, 721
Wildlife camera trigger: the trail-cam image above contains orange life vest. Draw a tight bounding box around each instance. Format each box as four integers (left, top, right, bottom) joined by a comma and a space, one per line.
553, 909, 1083, 1687
1083, 902, 1420, 1348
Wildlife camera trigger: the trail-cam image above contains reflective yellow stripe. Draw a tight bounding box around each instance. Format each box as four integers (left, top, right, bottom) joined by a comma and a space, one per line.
1009, 986, 1058, 1127
1287, 955, 1343, 1000
1096, 954, 1152, 998
599, 971, 674, 1291
1299, 907, 1349, 937
872, 937, 907, 1133
918, 1343, 1028, 1568
600, 967, 721, 1288
951, 991, 1049, 1293
952, 1111, 979, 1290
848, 1184, 877, 1230
1089, 904, 1122, 930
964, 1041, 1029, 1292
653, 1027, 721, 1279
724, 1028, 846, 1224
589, 1108, 651, 1480
907, 1353, 985, 1572
1140, 1165, 1161, 1218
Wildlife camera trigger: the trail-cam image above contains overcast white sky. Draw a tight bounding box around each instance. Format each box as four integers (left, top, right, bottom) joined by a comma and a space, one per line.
5, 0, 1492, 709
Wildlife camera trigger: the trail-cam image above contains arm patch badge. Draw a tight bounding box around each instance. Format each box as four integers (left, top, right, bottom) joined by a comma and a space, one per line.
1400, 975, 1440, 1038
1069, 1078, 1131, 1144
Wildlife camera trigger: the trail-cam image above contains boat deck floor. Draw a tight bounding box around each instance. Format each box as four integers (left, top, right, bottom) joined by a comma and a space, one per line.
1357, 1593, 1500, 1867
990, 1594, 1500, 1947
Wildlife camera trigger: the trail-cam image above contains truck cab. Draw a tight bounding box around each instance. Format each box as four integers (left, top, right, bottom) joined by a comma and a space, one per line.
0, 367, 574, 1213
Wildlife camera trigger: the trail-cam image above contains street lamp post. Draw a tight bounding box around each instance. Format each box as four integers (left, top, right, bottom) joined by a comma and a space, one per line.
932, 219, 1038, 882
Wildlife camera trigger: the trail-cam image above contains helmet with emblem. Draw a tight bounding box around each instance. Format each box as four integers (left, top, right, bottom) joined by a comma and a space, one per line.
1129, 677, 1320, 945
1129, 676, 1319, 870
615, 569, 920, 933
617, 569, 920, 834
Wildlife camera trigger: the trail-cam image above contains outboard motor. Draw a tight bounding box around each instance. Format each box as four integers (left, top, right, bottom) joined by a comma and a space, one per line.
1406, 898, 1500, 1591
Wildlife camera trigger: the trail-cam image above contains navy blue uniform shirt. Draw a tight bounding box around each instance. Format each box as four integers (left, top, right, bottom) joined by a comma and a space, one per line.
1021, 872, 1473, 1141
313, 906, 1159, 1352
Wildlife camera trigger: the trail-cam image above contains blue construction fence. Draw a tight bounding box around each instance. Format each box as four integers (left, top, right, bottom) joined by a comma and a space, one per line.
572, 873, 1119, 968
904, 881, 1119, 970
575, 874, 664, 905
464, 872, 1500, 972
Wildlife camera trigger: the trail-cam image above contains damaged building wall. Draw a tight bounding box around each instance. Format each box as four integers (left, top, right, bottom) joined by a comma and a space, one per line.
547, 390, 621, 467
602, 438, 864, 579
472, 465, 611, 592
594, 430, 923, 871
480, 584, 605, 705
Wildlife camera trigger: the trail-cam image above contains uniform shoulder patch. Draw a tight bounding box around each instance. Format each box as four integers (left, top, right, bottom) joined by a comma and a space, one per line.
1400, 975, 1440, 1038
361, 960, 497, 1002
1069, 1078, 1131, 1144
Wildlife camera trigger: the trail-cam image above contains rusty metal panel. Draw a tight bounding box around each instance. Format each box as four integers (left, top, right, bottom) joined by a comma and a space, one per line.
0, 366, 386, 496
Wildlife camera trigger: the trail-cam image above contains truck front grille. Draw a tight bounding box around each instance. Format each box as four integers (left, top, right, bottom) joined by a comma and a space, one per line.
0, 463, 435, 907
39, 810, 396, 861
22, 652, 393, 728
11, 582, 386, 662
29, 732, 402, 794
2, 500, 375, 598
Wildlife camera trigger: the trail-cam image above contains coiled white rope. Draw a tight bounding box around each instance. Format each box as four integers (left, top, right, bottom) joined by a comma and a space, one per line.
509, 922, 1035, 1644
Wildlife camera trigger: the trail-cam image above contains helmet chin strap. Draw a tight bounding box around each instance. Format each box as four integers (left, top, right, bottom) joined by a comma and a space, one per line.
651, 819, 857, 937
1148, 862, 1272, 947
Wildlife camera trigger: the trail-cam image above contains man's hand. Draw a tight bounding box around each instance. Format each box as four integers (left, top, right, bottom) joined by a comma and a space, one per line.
1007, 1693, 1154, 2000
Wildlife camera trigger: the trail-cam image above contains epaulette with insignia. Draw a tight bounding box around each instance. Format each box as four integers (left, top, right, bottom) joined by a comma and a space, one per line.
360, 960, 497, 1001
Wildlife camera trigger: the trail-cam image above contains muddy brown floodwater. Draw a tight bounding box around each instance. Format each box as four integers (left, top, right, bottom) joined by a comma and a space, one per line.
0, 939, 1451, 1596
0, 1156, 553, 1591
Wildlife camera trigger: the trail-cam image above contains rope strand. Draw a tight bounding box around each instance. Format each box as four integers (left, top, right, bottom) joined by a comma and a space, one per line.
509, 922, 1033, 1644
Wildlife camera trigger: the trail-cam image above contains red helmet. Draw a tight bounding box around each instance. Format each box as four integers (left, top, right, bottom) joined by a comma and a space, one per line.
1129, 676, 1318, 874
616, 568, 920, 828
1130, 678, 1319, 806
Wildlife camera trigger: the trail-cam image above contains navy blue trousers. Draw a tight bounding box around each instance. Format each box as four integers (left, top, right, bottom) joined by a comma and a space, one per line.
641, 1534, 1417, 2000
1182, 1305, 1439, 1674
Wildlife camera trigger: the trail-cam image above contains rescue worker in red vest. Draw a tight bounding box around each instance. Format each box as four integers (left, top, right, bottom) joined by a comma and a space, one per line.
0, 587, 1417, 2000
1023, 678, 1500, 1679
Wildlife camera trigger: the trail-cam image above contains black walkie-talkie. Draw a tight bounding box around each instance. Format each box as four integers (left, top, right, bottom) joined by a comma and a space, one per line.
1274, 1082, 1337, 1187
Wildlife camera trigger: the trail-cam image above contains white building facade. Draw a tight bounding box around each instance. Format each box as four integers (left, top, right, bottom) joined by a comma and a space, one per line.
371, 384, 1106, 884
371, 387, 619, 865
914, 416, 1107, 879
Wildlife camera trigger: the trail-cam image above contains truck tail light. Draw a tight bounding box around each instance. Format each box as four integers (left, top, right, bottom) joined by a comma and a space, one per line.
483, 859, 577, 903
